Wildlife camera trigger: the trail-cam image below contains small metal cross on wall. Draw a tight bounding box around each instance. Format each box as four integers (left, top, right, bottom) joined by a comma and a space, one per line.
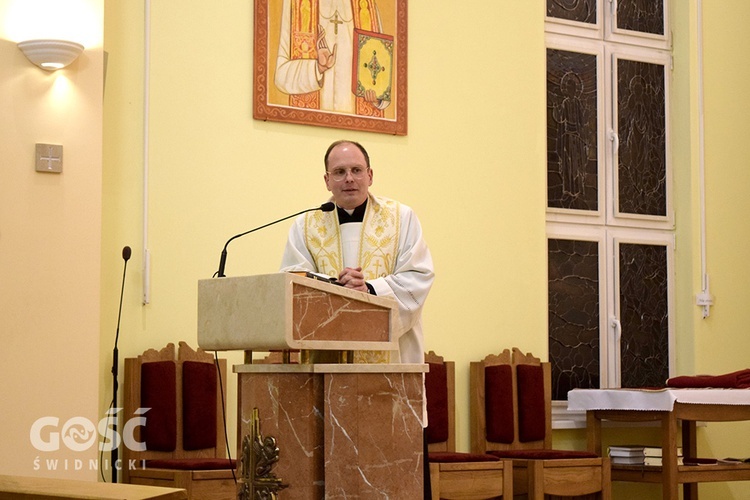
35, 143, 63, 173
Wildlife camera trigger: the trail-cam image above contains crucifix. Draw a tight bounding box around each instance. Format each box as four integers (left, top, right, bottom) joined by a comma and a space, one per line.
329, 10, 344, 35
35, 144, 63, 173
372, 260, 382, 278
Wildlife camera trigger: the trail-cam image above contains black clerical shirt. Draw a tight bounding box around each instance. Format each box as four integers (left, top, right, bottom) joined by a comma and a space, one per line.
336, 199, 367, 224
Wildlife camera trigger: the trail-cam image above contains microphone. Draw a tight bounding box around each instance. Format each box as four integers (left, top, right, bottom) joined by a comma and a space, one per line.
216, 202, 335, 278
110, 245, 130, 483
115, 246, 131, 347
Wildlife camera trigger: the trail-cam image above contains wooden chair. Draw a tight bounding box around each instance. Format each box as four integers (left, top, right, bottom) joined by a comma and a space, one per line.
121, 342, 236, 499
469, 348, 611, 499
425, 351, 512, 499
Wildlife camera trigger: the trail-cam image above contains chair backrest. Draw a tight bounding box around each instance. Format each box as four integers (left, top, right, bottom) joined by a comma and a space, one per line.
123, 341, 228, 462
470, 347, 552, 453
424, 351, 456, 453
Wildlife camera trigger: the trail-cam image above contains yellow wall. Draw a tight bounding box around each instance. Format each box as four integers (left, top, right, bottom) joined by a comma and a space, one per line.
101, 0, 549, 461
0, 0, 104, 480
97, 3, 750, 499
4, 0, 750, 497
690, 2, 750, 498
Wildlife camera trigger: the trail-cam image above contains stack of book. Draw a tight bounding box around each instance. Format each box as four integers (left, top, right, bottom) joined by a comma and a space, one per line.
608, 445, 683, 466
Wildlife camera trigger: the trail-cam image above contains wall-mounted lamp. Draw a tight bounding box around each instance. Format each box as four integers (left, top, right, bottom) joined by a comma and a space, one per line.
17, 39, 84, 71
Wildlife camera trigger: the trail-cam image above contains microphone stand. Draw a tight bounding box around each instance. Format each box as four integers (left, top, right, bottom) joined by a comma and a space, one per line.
216, 202, 334, 278
111, 247, 130, 482
111, 344, 118, 482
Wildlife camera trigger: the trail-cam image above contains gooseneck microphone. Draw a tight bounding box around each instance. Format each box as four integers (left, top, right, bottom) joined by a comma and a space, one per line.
115, 246, 131, 349
110, 245, 131, 483
215, 202, 335, 278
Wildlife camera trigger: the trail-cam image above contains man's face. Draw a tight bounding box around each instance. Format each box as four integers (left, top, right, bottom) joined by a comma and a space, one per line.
324, 143, 373, 209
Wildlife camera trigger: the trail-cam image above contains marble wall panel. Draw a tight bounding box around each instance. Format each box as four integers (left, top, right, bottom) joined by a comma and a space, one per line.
323, 372, 424, 498
292, 284, 391, 343
238, 371, 325, 499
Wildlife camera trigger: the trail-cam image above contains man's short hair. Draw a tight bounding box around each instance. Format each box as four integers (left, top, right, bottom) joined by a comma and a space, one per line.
324, 140, 371, 170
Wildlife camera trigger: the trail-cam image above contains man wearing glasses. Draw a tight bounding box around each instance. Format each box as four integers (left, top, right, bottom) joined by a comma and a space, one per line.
280, 140, 435, 497
280, 139, 434, 366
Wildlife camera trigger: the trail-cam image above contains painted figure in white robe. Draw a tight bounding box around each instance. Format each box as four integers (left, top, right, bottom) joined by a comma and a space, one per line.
274, 0, 390, 116
279, 140, 434, 364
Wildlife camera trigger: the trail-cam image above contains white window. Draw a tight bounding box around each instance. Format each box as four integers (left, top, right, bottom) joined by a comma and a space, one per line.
545, 0, 673, 422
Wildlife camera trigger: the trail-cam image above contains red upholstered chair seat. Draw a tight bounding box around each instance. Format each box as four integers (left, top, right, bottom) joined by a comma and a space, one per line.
145, 458, 236, 470
428, 451, 501, 463
487, 449, 599, 460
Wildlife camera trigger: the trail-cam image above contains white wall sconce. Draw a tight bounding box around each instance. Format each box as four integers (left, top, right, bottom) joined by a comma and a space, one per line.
17, 39, 84, 71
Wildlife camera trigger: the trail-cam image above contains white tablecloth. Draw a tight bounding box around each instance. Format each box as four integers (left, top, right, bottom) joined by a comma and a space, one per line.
568, 388, 750, 412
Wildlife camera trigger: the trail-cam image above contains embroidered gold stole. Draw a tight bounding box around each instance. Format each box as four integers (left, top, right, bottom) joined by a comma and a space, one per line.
289, 0, 384, 117
303, 196, 399, 362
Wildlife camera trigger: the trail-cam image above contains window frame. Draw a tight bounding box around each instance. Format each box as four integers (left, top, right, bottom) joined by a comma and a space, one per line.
606, 0, 671, 50
545, 0, 671, 50
545, 35, 607, 226
607, 227, 676, 388
547, 225, 676, 427
545, 0, 674, 428
606, 45, 674, 229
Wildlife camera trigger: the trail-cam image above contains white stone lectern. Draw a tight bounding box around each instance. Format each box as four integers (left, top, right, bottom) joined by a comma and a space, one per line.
198, 272, 399, 353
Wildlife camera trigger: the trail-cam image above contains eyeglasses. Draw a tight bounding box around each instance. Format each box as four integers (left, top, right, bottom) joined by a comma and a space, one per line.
326, 166, 369, 181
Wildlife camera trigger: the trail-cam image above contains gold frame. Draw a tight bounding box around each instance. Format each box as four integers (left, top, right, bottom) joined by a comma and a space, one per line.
253, 0, 408, 135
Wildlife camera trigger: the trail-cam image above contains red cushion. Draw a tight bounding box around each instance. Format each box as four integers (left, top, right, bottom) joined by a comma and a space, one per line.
488, 449, 599, 460
425, 362, 449, 444
141, 361, 177, 452
516, 364, 545, 442
144, 458, 236, 470
484, 364, 514, 443
182, 361, 217, 450
428, 451, 501, 463
668, 369, 750, 389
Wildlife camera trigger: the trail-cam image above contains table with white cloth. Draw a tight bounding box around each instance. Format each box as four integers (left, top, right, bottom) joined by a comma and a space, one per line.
568, 388, 750, 500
